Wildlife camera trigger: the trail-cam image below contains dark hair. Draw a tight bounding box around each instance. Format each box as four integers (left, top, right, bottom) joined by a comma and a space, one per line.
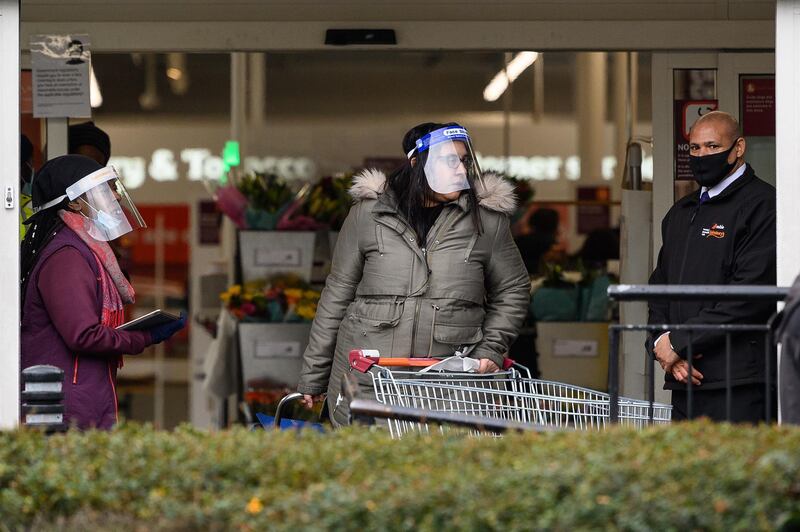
20, 134, 33, 164
386, 122, 482, 240
21, 212, 65, 311
578, 228, 620, 266
68, 121, 111, 165
530, 208, 559, 235
21, 135, 34, 184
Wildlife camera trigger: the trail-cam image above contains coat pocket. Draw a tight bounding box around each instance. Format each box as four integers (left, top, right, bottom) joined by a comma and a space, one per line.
433, 323, 483, 345
349, 297, 404, 328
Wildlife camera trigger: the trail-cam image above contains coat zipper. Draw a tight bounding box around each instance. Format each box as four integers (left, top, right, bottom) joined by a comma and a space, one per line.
409, 208, 462, 355
427, 304, 440, 357
676, 204, 702, 318
107, 360, 119, 424
410, 247, 424, 355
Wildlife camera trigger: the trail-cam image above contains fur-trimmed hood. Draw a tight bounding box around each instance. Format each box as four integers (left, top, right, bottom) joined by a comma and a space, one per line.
348, 169, 517, 215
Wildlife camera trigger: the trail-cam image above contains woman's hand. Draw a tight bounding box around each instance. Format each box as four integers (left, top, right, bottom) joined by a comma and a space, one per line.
300, 394, 324, 409
478, 359, 500, 373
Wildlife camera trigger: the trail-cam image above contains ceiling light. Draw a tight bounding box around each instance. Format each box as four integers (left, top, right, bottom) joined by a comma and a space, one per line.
483, 51, 539, 102
166, 67, 182, 80
166, 53, 190, 96
90, 66, 103, 108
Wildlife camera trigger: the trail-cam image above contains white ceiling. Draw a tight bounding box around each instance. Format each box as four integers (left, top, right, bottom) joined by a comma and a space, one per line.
22, 0, 775, 22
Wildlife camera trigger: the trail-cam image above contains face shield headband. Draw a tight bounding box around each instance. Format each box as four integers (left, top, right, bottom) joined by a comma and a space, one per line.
409, 126, 483, 195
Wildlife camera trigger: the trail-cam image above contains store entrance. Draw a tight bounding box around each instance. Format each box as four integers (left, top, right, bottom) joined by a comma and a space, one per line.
20, 49, 774, 428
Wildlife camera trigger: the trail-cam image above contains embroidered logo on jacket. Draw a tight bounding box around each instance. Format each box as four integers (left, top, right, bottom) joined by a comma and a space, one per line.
701, 224, 726, 239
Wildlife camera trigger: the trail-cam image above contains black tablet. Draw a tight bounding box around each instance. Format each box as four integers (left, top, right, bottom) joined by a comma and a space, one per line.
116, 310, 181, 332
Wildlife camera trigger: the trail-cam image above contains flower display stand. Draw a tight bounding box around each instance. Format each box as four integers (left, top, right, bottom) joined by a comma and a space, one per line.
237, 322, 312, 390
238, 230, 317, 283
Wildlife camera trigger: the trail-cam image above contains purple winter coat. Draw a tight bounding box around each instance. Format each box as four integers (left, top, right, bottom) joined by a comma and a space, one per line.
21, 226, 152, 430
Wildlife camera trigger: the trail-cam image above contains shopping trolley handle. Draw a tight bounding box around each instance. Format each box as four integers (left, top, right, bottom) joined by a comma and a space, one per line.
348, 349, 516, 373
349, 350, 380, 372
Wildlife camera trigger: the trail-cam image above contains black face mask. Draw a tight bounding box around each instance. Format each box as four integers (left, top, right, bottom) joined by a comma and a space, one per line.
688, 140, 739, 188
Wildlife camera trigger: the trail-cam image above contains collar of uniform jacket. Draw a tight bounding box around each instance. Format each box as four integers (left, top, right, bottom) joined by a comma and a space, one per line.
348, 168, 518, 215
691, 163, 756, 205
701, 162, 748, 200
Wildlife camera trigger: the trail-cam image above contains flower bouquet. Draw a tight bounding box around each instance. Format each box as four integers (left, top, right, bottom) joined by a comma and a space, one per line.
208, 172, 320, 231
220, 273, 321, 323
302, 172, 354, 231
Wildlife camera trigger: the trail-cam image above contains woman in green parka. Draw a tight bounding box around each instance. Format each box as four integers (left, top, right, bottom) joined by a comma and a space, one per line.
298, 122, 531, 425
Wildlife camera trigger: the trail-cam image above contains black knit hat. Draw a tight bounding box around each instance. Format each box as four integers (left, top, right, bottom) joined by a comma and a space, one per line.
28, 155, 103, 220
20, 134, 33, 164
68, 121, 111, 164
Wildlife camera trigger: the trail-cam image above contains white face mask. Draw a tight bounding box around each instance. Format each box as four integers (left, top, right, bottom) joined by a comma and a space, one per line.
79, 197, 126, 241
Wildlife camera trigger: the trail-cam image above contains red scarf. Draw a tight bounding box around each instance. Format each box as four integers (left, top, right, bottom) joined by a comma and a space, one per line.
59, 211, 136, 367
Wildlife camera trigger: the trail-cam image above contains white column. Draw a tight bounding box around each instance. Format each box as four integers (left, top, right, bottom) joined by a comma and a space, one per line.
224, 52, 247, 284
0, 0, 20, 429
248, 53, 266, 129
532, 53, 544, 122
776, 0, 800, 424
612, 52, 629, 182
575, 52, 607, 182
46, 118, 68, 159
218, 52, 248, 426
502, 52, 513, 170
776, 1, 800, 287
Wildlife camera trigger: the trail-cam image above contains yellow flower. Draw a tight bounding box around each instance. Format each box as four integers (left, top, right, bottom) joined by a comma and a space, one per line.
246, 496, 263, 514
303, 290, 321, 300
220, 291, 232, 303
284, 288, 303, 299
296, 303, 317, 321
229, 284, 242, 296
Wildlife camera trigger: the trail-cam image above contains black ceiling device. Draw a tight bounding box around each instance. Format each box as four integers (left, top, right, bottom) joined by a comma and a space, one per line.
325, 29, 397, 46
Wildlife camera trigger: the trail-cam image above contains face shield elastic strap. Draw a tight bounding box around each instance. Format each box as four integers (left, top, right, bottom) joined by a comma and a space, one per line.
79, 197, 111, 220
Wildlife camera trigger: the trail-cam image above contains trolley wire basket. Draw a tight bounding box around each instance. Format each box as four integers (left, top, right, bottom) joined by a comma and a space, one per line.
348, 350, 671, 438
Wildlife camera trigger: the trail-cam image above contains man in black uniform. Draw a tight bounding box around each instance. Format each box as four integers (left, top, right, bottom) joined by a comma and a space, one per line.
649, 111, 776, 422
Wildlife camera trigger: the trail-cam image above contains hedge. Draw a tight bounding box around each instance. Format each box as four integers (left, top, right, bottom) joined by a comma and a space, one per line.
1, 421, 800, 531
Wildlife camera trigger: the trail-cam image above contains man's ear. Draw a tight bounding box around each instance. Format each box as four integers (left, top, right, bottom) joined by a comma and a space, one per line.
735, 137, 746, 159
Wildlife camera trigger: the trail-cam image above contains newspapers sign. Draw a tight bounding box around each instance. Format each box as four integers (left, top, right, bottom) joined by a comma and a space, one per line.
30, 34, 91, 118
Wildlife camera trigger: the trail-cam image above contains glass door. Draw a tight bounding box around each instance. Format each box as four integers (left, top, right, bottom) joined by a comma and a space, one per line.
718, 53, 775, 186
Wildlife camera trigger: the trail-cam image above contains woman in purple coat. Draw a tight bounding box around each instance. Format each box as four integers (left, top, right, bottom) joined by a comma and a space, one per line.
21, 155, 185, 430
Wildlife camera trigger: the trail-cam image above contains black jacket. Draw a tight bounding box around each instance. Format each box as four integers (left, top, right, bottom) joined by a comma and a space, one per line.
648, 165, 776, 390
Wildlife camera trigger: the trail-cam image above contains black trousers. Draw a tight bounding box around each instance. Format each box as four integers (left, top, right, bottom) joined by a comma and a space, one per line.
671, 384, 776, 423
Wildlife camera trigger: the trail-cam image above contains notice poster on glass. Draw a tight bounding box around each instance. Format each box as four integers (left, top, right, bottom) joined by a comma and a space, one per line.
740, 75, 776, 184
30, 34, 91, 118
740, 76, 775, 137
674, 99, 717, 181
576, 186, 610, 235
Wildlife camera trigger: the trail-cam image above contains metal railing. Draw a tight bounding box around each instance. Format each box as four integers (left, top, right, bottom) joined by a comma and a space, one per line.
608, 284, 789, 423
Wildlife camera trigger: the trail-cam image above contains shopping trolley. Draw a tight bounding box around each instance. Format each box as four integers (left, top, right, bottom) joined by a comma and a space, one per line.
347, 350, 671, 438
255, 393, 325, 432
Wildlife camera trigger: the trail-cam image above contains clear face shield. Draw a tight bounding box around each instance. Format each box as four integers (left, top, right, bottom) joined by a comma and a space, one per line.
413, 126, 483, 195
66, 167, 146, 241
